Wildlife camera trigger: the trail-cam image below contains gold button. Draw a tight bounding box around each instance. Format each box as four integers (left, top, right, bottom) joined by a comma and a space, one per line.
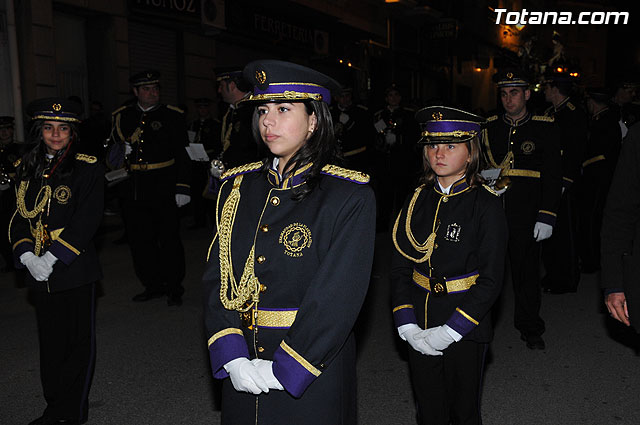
260, 224, 269, 232
258, 346, 265, 353
512, 129, 516, 134
260, 284, 267, 293
270, 196, 280, 206
442, 197, 449, 203
257, 255, 266, 264
434, 243, 438, 249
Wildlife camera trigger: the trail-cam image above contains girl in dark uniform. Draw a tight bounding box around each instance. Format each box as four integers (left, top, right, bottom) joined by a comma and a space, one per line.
391, 106, 508, 425
10, 98, 104, 425
203, 60, 376, 424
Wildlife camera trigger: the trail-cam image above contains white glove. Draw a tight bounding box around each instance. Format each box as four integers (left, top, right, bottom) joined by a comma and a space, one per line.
251, 359, 284, 390
494, 187, 507, 196
339, 112, 350, 124
398, 324, 443, 356
423, 325, 456, 351
175, 194, 191, 207
124, 142, 132, 156
20, 252, 51, 281
533, 221, 553, 242
223, 358, 270, 395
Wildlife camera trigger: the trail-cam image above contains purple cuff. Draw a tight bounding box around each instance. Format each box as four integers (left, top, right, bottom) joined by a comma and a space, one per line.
273, 344, 319, 398
445, 308, 479, 337
392, 305, 418, 327
209, 333, 250, 379
537, 211, 557, 227
176, 184, 191, 196
48, 240, 79, 266
12, 240, 34, 269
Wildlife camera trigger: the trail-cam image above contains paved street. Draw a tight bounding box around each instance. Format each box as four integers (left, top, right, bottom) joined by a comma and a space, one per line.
1, 215, 639, 425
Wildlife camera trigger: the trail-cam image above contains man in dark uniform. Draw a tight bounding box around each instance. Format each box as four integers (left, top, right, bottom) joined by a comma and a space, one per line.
330, 87, 374, 173
372, 84, 420, 231
187, 97, 221, 228
216, 69, 261, 169
579, 87, 623, 273
107, 70, 190, 306
485, 69, 562, 349
541, 70, 587, 293
0, 116, 22, 271
601, 120, 640, 334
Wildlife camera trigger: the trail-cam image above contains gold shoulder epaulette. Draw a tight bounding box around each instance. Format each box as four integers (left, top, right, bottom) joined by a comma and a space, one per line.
221, 161, 263, 181
75, 153, 97, 163
111, 105, 127, 116
482, 184, 500, 196
321, 164, 370, 184
486, 115, 498, 122
532, 115, 554, 122
357, 104, 369, 111
167, 104, 184, 113
567, 101, 576, 111
13, 158, 22, 168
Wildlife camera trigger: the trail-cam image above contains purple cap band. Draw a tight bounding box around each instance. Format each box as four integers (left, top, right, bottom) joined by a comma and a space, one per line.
425, 121, 480, 133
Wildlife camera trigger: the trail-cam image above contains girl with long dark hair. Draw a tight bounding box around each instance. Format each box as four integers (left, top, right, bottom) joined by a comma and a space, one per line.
203, 60, 376, 424
10, 98, 104, 425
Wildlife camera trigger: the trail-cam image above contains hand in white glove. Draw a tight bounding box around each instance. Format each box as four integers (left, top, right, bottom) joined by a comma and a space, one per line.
251, 359, 284, 390
398, 324, 443, 356
533, 221, 553, 242
175, 194, 191, 207
385, 132, 397, 146
423, 325, 456, 351
223, 358, 270, 395
20, 252, 50, 281
339, 112, 350, 125
494, 187, 507, 196
39, 251, 58, 281
124, 142, 132, 156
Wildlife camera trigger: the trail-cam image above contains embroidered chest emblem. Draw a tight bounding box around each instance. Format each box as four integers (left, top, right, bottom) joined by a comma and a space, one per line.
521, 140, 536, 154
151, 121, 162, 131
279, 223, 312, 257
53, 185, 71, 204
444, 223, 461, 242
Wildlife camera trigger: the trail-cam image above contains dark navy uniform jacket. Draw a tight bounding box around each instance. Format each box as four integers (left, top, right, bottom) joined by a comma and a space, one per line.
204, 161, 375, 401
391, 179, 508, 343
10, 154, 104, 292
220, 103, 261, 168
485, 113, 563, 227
544, 97, 589, 190
108, 103, 191, 201
331, 103, 375, 163
583, 107, 622, 183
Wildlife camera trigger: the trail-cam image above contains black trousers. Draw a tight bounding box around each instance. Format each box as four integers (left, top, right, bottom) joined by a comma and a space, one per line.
508, 224, 545, 336
33, 283, 96, 422
122, 198, 185, 296
541, 191, 580, 291
408, 340, 487, 425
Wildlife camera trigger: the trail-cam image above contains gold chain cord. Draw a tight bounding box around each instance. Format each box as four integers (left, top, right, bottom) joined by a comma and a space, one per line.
16, 181, 52, 256
392, 186, 437, 264
217, 175, 260, 312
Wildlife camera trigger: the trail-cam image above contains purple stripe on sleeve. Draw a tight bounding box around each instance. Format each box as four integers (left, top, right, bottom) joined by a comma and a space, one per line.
393, 307, 417, 327
48, 241, 77, 266
272, 345, 318, 398
446, 311, 476, 337
209, 333, 250, 379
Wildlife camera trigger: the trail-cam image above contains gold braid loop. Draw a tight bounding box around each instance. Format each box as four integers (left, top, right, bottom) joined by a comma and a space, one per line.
16, 181, 51, 256
392, 186, 437, 264
218, 175, 260, 311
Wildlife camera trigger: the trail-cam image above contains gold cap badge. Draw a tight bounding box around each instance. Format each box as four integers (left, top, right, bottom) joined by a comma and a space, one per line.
52, 103, 62, 111
256, 70, 267, 84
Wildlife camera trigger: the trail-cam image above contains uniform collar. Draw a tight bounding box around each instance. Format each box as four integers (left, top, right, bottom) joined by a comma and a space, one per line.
267, 160, 312, 189
434, 176, 469, 196
137, 103, 160, 112
554, 96, 570, 112
502, 112, 531, 127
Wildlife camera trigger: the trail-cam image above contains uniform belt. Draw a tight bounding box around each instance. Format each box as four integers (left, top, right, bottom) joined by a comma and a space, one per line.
241, 308, 298, 329
502, 169, 540, 178
412, 269, 478, 296
30, 227, 64, 241
130, 158, 175, 171
344, 146, 367, 157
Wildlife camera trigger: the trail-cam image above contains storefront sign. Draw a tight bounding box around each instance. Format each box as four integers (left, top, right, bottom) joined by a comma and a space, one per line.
129, 0, 200, 17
